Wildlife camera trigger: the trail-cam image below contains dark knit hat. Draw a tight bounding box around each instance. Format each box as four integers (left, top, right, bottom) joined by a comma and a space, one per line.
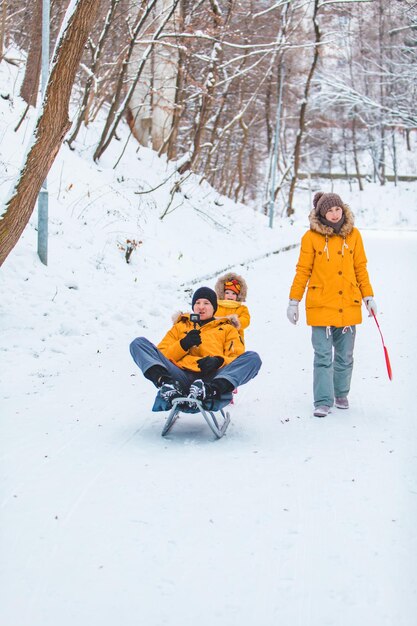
192, 287, 218, 313
313, 192, 344, 217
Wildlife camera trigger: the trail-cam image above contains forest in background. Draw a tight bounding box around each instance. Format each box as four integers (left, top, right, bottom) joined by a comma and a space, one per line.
2, 0, 417, 215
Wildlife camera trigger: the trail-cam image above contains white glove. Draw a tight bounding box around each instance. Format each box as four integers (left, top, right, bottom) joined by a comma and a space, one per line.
287, 299, 299, 325
364, 296, 377, 317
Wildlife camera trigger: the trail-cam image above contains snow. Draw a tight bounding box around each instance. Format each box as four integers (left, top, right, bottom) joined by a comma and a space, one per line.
1, 57, 417, 626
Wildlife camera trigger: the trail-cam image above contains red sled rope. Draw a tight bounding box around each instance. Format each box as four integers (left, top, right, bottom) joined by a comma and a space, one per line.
372, 310, 393, 381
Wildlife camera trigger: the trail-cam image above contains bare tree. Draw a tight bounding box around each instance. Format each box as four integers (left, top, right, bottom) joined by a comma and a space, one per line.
93, 0, 181, 162
287, 0, 321, 215
66, 0, 121, 149
5, 0, 417, 216
127, 0, 181, 152
0, 0, 101, 267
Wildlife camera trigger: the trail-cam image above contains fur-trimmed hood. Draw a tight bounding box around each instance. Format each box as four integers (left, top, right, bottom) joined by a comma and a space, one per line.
217, 312, 240, 329
215, 271, 248, 302
308, 203, 355, 238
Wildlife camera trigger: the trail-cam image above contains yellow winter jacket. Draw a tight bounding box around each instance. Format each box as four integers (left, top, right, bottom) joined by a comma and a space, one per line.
289, 205, 374, 327
214, 272, 250, 342
157, 313, 244, 372
216, 300, 251, 342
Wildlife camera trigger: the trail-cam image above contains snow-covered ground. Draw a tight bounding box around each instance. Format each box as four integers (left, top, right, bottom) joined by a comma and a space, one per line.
1, 57, 417, 626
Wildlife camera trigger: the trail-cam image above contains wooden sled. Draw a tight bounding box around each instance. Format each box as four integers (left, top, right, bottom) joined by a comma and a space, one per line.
161, 397, 231, 439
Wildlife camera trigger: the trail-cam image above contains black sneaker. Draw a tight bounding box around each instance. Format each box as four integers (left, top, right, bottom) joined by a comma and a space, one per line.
159, 382, 183, 407
188, 379, 218, 409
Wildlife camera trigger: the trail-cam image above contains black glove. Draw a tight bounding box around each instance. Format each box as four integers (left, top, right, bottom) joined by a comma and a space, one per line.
197, 356, 224, 375
180, 329, 202, 351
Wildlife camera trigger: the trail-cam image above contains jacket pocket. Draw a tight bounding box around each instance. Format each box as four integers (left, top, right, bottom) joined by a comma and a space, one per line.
306, 284, 323, 307
349, 281, 362, 304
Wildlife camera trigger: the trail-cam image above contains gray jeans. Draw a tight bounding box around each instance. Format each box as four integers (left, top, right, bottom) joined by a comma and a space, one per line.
311, 326, 356, 407
129, 336, 262, 392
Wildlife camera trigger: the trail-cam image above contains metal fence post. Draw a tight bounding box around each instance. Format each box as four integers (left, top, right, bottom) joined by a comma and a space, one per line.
37, 0, 50, 265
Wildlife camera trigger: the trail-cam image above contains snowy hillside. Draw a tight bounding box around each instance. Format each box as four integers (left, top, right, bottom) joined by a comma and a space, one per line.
1, 57, 417, 626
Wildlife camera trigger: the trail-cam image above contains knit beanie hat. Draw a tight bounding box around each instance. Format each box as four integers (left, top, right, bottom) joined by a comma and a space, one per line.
224, 278, 241, 296
313, 192, 344, 217
192, 287, 218, 313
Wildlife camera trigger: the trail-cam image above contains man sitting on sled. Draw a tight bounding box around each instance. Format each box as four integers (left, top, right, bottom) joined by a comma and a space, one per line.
129, 286, 261, 412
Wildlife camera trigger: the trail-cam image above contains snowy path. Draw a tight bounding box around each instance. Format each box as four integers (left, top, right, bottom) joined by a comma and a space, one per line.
1, 232, 416, 626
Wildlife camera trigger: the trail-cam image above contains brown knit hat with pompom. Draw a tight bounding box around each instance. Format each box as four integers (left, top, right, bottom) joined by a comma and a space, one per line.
313, 192, 344, 217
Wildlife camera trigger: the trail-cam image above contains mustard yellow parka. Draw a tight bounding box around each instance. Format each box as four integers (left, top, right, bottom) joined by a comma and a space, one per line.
157, 313, 244, 372
289, 205, 374, 327
215, 300, 250, 341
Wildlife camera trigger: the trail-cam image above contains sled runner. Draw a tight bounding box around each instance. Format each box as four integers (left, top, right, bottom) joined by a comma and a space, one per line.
161, 397, 231, 439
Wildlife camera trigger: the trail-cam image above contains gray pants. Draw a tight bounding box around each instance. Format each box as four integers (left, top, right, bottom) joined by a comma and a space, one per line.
129, 336, 262, 392
311, 326, 356, 408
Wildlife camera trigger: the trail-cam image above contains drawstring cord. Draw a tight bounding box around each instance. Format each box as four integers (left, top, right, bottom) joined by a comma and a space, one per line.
323, 236, 349, 259
324, 236, 329, 260
327, 326, 353, 339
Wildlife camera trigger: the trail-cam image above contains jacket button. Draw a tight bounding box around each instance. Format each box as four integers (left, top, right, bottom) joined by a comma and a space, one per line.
339, 290, 343, 295
339, 309, 343, 313
338, 251, 342, 255
350, 250, 353, 254
318, 251, 322, 255
338, 271, 342, 275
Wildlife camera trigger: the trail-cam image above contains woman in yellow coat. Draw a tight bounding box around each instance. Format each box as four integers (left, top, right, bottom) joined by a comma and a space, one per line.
215, 272, 250, 345
287, 192, 377, 417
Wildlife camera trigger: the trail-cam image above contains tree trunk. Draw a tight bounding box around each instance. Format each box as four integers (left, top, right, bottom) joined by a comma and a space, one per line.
19, 0, 43, 107
406, 128, 411, 151
167, 0, 186, 160
265, 71, 273, 155
234, 117, 249, 202
391, 129, 398, 186
378, 0, 386, 186
178, 5, 225, 175
352, 115, 364, 191
287, 0, 320, 216
379, 124, 386, 185
0, 0, 7, 61
0, 0, 101, 267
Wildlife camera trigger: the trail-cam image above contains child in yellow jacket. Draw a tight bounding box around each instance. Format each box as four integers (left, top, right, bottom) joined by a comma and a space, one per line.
215, 272, 250, 345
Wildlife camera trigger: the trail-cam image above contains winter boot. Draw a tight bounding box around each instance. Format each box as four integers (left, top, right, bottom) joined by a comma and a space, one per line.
159, 381, 184, 407
189, 378, 233, 409
144, 365, 171, 388
188, 379, 218, 407
335, 396, 349, 409
313, 405, 331, 418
